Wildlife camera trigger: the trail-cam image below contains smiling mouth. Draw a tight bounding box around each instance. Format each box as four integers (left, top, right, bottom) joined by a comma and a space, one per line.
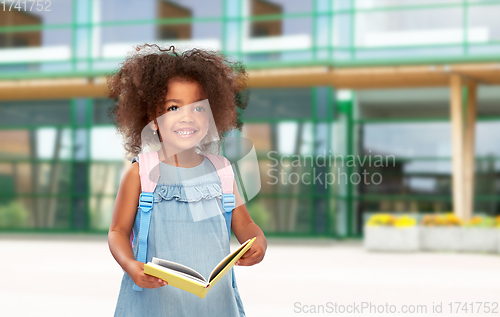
174, 129, 197, 135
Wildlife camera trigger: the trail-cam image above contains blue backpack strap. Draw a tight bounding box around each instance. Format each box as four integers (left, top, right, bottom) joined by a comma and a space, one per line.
222, 193, 236, 241
222, 192, 237, 289
132, 192, 154, 291
131, 151, 160, 291
200, 153, 237, 288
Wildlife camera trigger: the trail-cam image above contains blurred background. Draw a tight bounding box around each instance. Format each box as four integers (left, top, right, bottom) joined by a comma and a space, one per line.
1, 0, 499, 237
1, 0, 500, 316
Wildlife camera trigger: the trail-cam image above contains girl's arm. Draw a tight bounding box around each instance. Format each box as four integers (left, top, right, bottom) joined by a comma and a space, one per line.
108, 161, 167, 288
230, 178, 267, 266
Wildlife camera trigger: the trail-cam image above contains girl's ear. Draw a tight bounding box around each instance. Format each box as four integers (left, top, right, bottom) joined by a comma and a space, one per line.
148, 120, 157, 132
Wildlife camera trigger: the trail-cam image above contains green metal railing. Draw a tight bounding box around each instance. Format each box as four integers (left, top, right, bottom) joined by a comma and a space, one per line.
0, 0, 500, 77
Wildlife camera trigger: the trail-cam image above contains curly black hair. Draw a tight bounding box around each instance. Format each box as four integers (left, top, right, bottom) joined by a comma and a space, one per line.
106, 43, 249, 158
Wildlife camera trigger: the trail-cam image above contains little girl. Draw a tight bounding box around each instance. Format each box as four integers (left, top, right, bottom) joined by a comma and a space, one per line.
106, 44, 267, 316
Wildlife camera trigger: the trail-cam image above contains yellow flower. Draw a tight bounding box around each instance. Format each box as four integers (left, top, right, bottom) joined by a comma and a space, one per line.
366, 213, 396, 227
420, 213, 463, 226
394, 215, 417, 228
367, 213, 416, 227
465, 216, 496, 228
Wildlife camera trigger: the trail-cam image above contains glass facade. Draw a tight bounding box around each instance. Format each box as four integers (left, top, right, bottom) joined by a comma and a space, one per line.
1, 0, 499, 236
353, 87, 500, 235
1, 0, 500, 77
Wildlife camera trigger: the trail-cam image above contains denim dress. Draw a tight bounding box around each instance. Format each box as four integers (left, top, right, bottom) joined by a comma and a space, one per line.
113, 155, 246, 317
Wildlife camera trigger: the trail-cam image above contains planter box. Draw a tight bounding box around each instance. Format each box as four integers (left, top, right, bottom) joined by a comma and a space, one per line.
364, 226, 419, 252
420, 227, 461, 252
460, 228, 498, 253
498, 230, 500, 254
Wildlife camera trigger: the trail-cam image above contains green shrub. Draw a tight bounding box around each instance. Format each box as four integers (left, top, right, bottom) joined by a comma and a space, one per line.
0, 201, 29, 228
247, 201, 270, 231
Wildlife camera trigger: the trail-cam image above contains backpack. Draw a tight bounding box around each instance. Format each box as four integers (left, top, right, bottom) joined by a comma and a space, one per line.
129, 150, 236, 291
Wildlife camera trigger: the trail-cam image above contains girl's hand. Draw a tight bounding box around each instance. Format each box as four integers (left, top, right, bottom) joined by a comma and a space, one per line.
235, 237, 266, 266
128, 260, 168, 289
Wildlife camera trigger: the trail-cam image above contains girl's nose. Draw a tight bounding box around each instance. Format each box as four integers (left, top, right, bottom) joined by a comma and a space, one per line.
179, 107, 194, 122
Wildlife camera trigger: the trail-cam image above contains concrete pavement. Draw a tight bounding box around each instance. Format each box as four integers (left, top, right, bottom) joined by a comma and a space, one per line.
1, 234, 499, 317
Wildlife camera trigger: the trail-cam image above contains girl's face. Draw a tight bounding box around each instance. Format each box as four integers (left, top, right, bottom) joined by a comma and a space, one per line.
155, 79, 210, 153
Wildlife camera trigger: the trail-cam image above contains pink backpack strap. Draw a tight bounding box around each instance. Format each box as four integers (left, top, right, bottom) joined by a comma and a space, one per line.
200, 153, 234, 195
138, 150, 161, 192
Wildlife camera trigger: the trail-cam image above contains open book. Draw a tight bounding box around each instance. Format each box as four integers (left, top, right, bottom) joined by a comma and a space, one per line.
144, 237, 256, 298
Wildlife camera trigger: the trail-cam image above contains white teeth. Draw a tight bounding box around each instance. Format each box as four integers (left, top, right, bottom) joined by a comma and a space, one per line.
175, 130, 195, 135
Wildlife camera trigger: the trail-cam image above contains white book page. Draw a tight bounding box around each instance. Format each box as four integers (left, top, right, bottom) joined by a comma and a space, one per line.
147, 262, 208, 286
151, 258, 207, 284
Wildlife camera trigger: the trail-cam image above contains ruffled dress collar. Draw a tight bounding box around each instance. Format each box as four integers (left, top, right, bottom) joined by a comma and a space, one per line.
152, 156, 223, 203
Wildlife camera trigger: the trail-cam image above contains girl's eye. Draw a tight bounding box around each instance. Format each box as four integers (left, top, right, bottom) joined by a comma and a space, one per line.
167, 105, 179, 111
194, 106, 205, 112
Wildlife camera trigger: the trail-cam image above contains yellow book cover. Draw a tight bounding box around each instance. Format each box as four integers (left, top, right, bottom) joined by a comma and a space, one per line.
144, 237, 256, 299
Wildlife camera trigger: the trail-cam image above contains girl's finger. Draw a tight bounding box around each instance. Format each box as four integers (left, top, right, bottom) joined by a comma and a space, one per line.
157, 278, 168, 286
146, 278, 167, 288
157, 279, 168, 287
237, 253, 253, 265
143, 275, 167, 287
153, 277, 168, 286
240, 249, 257, 259
238, 252, 261, 265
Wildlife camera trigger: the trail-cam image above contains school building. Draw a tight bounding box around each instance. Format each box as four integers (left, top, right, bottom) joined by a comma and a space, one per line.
1, 0, 499, 238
